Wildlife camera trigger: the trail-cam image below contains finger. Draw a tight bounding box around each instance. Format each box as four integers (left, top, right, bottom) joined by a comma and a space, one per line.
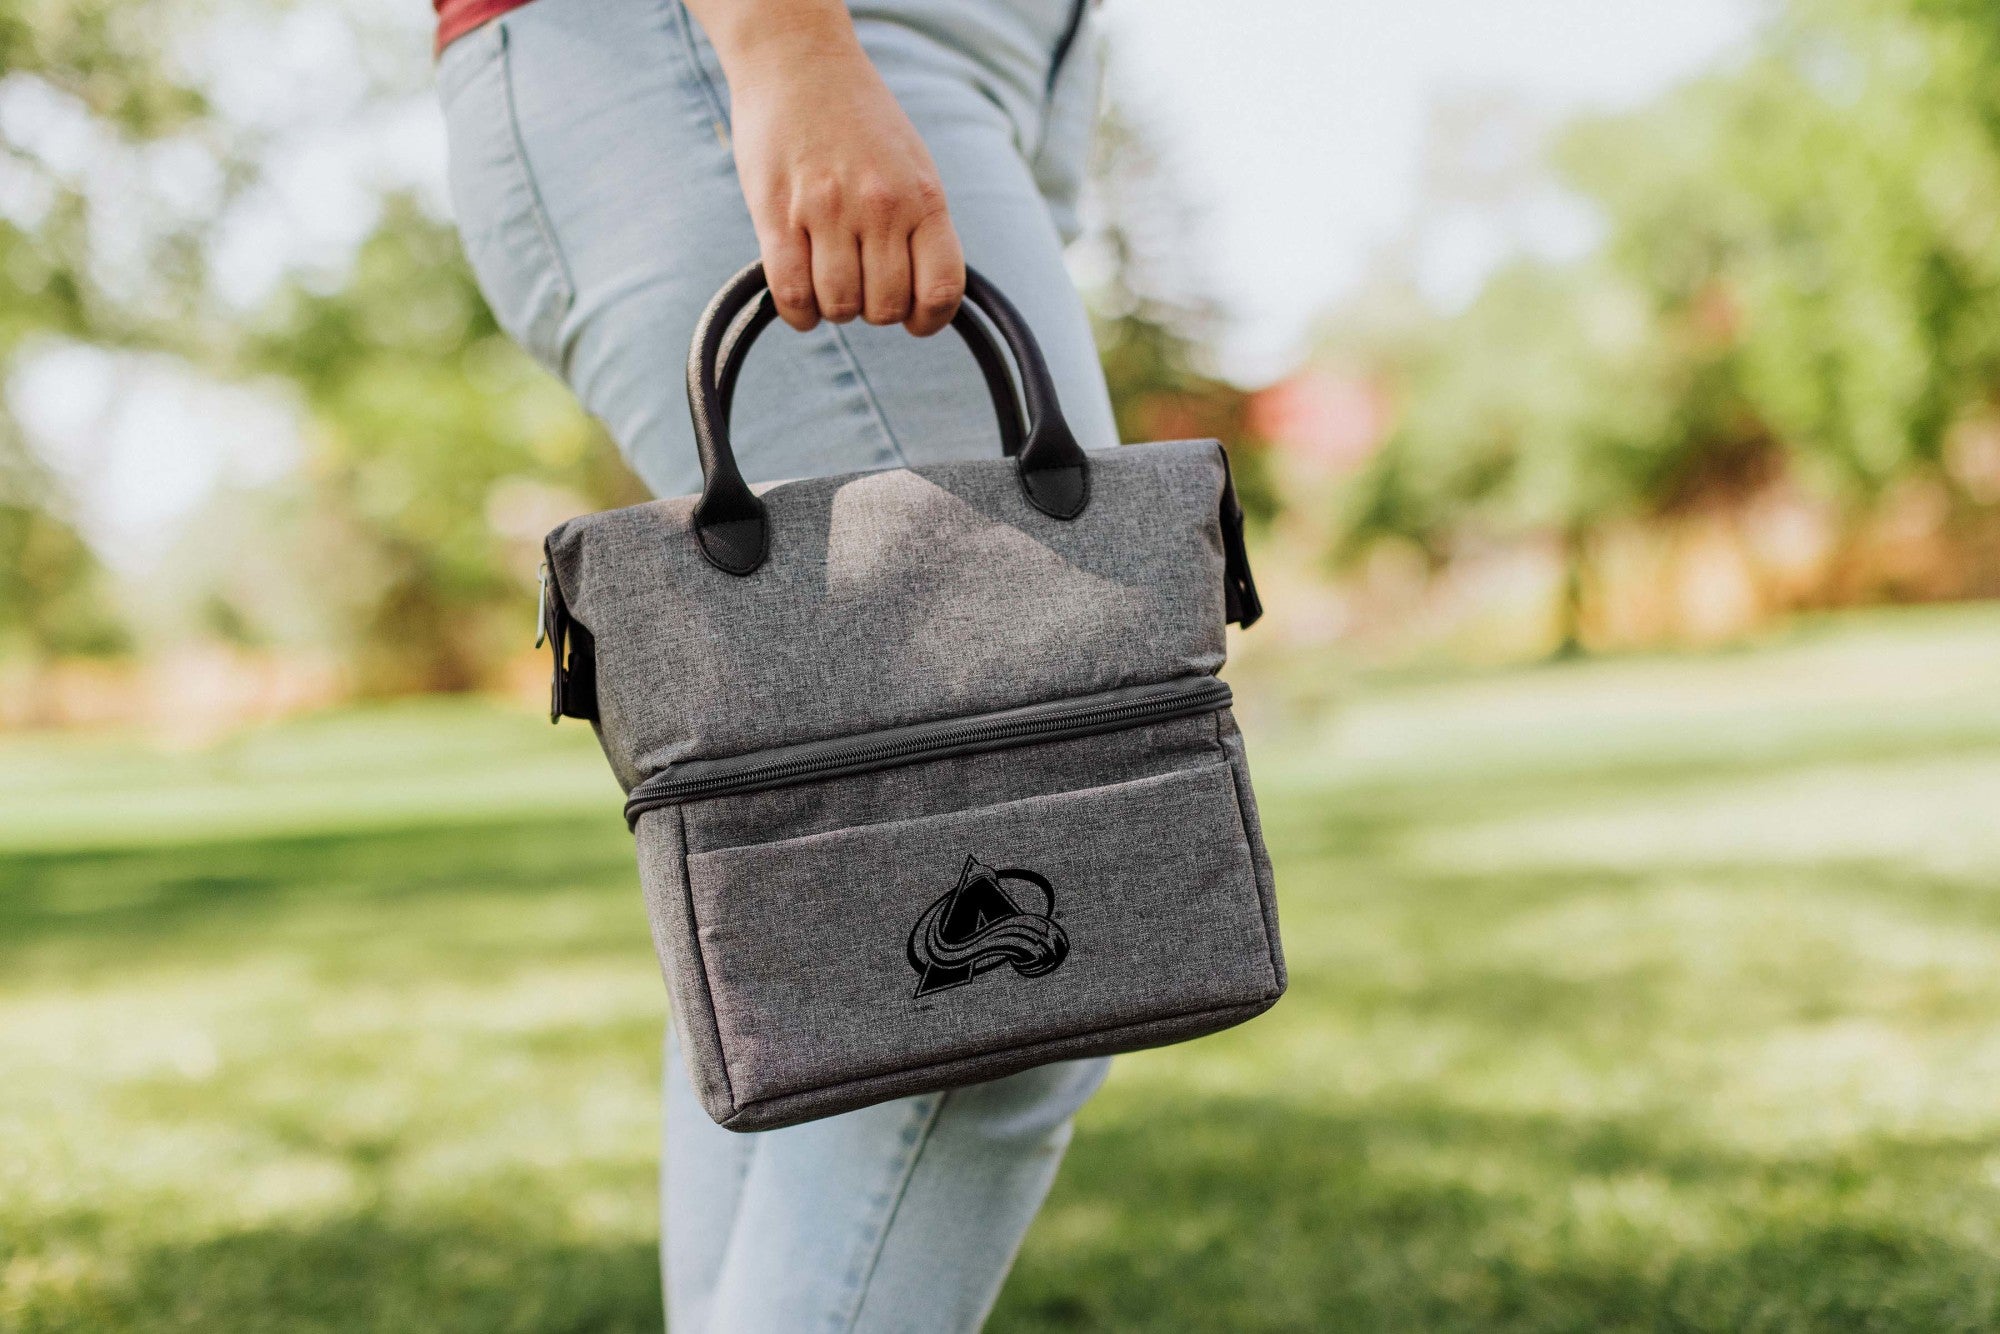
761, 225, 818, 331
859, 217, 913, 327
811, 229, 864, 324
905, 210, 964, 337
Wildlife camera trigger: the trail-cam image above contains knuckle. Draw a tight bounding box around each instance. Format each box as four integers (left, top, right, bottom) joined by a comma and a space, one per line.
909, 178, 948, 216
915, 280, 961, 314
798, 176, 843, 220
856, 178, 903, 222
769, 279, 815, 312
863, 299, 908, 326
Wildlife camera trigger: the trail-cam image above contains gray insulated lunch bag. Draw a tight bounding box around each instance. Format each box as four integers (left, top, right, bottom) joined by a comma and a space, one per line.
537, 263, 1285, 1131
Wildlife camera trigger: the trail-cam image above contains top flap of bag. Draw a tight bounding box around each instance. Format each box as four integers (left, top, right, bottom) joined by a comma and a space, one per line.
545, 438, 1231, 790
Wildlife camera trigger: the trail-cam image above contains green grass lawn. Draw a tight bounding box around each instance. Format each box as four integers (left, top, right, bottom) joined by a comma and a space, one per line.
9, 607, 2000, 1332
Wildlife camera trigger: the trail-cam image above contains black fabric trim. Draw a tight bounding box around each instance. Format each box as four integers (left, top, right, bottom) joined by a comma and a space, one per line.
1215, 442, 1263, 628
540, 546, 599, 723
560, 621, 597, 720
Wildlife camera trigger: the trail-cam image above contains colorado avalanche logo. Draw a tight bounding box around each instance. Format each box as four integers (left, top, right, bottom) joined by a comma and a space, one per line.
906, 856, 1070, 998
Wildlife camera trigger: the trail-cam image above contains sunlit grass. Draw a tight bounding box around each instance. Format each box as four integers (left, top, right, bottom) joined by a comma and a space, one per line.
8, 607, 2000, 1331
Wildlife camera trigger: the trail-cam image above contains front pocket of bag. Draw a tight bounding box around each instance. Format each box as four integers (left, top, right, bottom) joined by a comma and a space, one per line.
681, 760, 1279, 1106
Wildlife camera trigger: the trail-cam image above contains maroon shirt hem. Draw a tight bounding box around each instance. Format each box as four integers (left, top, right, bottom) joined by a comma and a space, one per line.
435, 0, 536, 55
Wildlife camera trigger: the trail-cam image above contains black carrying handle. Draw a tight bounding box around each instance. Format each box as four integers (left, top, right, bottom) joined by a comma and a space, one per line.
686, 261, 1091, 575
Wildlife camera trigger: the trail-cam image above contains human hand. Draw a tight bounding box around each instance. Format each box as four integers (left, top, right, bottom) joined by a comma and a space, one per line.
695, 1, 964, 336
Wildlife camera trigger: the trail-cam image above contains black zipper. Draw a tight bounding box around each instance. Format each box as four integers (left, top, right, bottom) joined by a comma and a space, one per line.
623, 675, 1231, 827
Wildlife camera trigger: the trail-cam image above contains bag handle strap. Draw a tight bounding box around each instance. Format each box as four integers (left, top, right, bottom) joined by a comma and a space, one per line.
712, 284, 1027, 460
685, 261, 1091, 575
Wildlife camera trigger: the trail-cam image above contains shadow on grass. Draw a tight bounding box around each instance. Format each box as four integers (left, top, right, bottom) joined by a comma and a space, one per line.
0, 813, 639, 982
11, 708, 2000, 1332
997, 1092, 2000, 1334
15, 1091, 1998, 1334
15, 1199, 662, 1334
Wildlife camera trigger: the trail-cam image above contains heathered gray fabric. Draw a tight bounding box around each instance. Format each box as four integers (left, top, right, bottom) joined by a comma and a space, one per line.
546, 438, 1230, 790
563, 437, 1284, 1130
689, 761, 1271, 1103
636, 726, 1281, 1130
632, 706, 1281, 1129
1217, 710, 1288, 995
678, 710, 1225, 855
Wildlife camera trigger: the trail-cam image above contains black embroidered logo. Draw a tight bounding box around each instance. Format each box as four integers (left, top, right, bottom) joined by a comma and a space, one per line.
907, 855, 1069, 998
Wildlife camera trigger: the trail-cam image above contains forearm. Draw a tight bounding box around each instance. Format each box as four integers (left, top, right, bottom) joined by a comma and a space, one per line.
681, 0, 865, 95
677, 0, 964, 336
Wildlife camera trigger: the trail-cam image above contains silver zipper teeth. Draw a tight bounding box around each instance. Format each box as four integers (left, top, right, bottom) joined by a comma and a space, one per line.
625, 680, 1230, 815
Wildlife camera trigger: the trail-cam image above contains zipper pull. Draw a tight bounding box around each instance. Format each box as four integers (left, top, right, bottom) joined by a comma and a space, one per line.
534, 562, 551, 648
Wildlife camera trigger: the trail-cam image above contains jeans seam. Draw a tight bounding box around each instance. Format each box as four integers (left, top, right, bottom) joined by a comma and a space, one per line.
826, 327, 913, 467
1032, 3, 1089, 163
831, 1090, 951, 1333
669, 0, 902, 467
493, 20, 578, 367
670, 0, 732, 136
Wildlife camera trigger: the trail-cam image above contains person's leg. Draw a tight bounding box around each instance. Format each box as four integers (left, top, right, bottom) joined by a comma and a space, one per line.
698, 1057, 1109, 1334
440, 2, 1115, 1328
662, 1026, 754, 1331
666, 1028, 1109, 1334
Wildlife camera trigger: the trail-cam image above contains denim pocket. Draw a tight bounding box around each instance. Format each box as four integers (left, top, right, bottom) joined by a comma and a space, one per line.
438, 20, 575, 374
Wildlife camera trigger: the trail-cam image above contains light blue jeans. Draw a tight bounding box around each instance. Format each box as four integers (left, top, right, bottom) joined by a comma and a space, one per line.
437, 2, 1115, 1329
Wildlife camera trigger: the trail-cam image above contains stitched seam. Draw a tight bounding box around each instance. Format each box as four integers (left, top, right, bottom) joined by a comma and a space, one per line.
664, 3, 907, 471
493, 23, 576, 325
492, 23, 580, 378
670, 0, 732, 132
835, 1091, 950, 1333
1215, 709, 1283, 990
674, 804, 739, 1112
1044, 0, 1089, 100
733, 995, 1266, 1118
827, 325, 912, 467
1031, 2, 1092, 171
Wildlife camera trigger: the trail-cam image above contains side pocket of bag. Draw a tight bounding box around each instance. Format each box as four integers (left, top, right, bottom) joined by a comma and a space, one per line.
635, 805, 740, 1125
438, 20, 576, 376
1216, 708, 1286, 995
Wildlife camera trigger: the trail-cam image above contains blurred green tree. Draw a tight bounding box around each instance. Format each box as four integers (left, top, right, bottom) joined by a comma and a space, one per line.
1562, 0, 2000, 508
0, 476, 128, 659
1, 0, 631, 696
1336, 0, 2000, 642
245, 196, 639, 693
0, 0, 215, 662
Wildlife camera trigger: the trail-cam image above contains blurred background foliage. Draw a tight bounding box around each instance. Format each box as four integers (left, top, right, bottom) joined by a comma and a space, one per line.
1318, 0, 2000, 656
12, 3, 2000, 1329
5, 0, 2000, 711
